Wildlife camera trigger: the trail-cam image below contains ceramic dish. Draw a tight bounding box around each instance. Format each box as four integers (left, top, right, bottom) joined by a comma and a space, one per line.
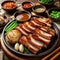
1, 1, 17, 13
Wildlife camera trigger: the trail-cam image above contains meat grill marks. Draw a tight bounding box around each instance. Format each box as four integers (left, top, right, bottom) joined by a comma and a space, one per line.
40, 27, 55, 36
16, 22, 36, 35
16, 22, 54, 39
28, 34, 44, 49
29, 21, 41, 28
19, 34, 50, 54
34, 29, 52, 40
19, 36, 39, 54
16, 17, 55, 54
38, 18, 52, 27
20, 24, 31, 33
29, 19, 55, 36
30, 17, 52, 27
24, 22, 36, 31
32, 34, 50, 45
16, 26, 28, 36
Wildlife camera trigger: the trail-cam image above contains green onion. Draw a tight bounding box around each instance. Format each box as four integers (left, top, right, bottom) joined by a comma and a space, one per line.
5, 20, 16, 31
5, 20, 18, 32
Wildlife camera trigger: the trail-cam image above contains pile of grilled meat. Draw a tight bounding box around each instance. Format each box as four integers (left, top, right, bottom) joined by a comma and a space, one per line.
16, 17, 55, 54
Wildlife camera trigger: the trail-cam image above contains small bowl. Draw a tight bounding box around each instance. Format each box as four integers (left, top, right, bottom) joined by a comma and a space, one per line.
22, 1, 33, 11
47, 8, 60, 22
38, 0, 55, 6
14, 11, 31, 22
32, 5, 46, 14
1, 1, 17, 13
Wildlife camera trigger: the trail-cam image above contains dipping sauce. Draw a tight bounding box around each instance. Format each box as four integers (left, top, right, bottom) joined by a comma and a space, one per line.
23, 3, 32, 9
35, 8, 45, 13
3, 2, 16, 9
16, 13, 29, 22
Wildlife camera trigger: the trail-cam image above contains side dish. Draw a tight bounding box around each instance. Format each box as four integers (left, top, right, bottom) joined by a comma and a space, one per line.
33, 5, 46, 14
35, 8, 45, 13
50, 10, 60, 19
3, 2, 16, 9
23, 3, 32, 9
22, 1, 33, 10
39, 0, 53, 4
16, 13, 30, 22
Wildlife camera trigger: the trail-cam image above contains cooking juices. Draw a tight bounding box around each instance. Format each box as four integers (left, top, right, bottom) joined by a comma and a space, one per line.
16, 13, 30, 22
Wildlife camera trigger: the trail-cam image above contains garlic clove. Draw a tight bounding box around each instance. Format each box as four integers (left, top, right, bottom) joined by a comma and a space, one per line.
19, 44, 24, 53
14, 43, 19, 51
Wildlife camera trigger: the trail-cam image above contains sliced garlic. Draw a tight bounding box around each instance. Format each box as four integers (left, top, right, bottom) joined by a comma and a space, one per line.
19, 44, 24, 53
14, 43, 19, 51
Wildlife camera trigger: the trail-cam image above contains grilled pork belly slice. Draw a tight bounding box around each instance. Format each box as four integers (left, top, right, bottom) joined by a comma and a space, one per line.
35, 19, 51, 27
29, 20, 41, 28
40, 27, 55, 36
32, 34, 50, 45
37, 35, 50, 45
31, 17, 50, 27
19, 24, 31, 33
32, 34, 47, 48
19, 36, 39, 54
31, 17, 51, 27
29, 20, 55, 36
31, 17, 51, 24
38, 18, 51, 27
16, 26, 28, 36
33, 19, 45, 26
35, 29, 52, 40
25, 22, 36, 30
23, 22, 36, 33
28, 34, 44, 49
38, 18, 52, 24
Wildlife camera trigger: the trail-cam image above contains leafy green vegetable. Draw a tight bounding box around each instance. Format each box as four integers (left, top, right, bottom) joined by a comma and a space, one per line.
40, 0, 53, 4
50, 10, 60, 19
5, 20, 18, 32
24, 47, 30, 53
